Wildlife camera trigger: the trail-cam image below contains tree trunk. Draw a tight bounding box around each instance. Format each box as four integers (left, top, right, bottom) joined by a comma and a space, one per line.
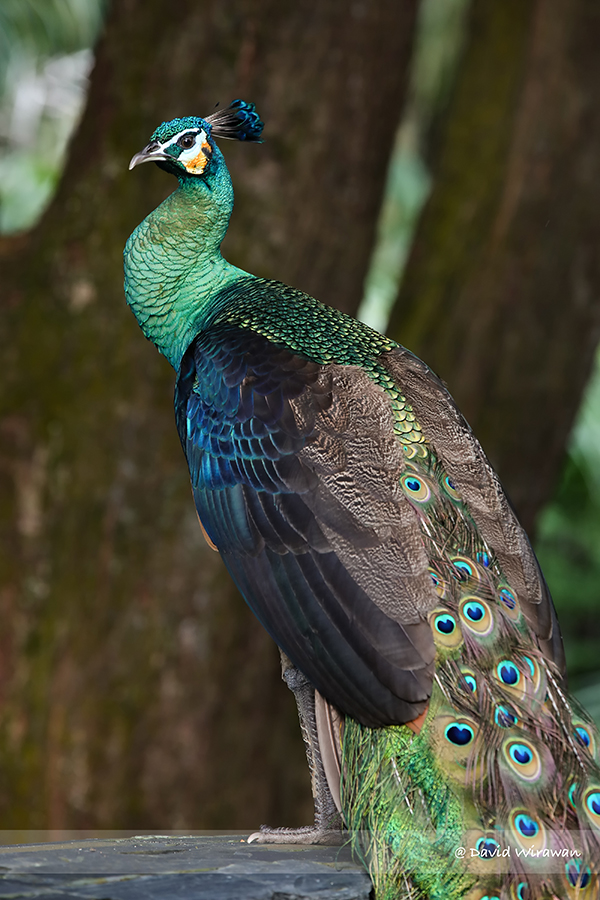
0, 0, 417, 828
388, 0, 600, 535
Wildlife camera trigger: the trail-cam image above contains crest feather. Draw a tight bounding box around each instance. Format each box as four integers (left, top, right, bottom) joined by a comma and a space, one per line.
205, 99, 264, 142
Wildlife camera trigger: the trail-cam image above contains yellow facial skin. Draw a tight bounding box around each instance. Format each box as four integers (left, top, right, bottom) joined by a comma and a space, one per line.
183, 139, 212, 175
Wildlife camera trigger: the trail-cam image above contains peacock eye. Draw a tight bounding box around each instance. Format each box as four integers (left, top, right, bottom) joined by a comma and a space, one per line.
178, 132, 197, 149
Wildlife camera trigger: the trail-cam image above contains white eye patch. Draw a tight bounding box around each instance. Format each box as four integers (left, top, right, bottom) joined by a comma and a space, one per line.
160, 129, 212, 174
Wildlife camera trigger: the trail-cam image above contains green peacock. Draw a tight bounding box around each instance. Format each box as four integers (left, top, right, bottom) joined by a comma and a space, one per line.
124, 100, 600, 900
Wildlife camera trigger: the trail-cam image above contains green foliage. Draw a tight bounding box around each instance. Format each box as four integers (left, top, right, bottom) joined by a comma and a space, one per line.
0, 0, 103, 74
0, 94, 79, 232
358, 132, 430, 334
358, 0, 470, 332
0, 0, 104, 233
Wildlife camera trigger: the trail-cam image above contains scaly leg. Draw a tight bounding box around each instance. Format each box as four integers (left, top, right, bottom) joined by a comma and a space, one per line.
248, 652, 345, 845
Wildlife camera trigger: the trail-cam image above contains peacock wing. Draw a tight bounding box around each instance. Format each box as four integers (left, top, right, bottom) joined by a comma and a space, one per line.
175, 323, 439, 728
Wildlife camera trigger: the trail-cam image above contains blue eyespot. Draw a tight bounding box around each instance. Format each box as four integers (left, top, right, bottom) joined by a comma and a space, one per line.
515, 813, 539, 838
495, 705, 518, 728
430, 571, 440, 587
443, 475, 461, 499
586, 791, 600, 816
477, 551, 491, 568
504, 741, 540, 781
509, 744, 533, 765
461, 674, 477, 693
516, 883, 528, 900
445, 723, 474, 746
459, 597, 492, 634
476, 837, 500, 858
575, 726, 591, 748
463, 601, 485, 622
497, 661, 521, 686
453, 560, 473, 578
566, 861, 578, 887
434, 614, 456, 635
400, 473, 431, 502
566, 860, 591, 888
499, 588, 516, 610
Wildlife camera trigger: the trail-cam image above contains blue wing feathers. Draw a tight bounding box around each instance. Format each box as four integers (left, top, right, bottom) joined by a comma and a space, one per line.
175, 322, 434, 726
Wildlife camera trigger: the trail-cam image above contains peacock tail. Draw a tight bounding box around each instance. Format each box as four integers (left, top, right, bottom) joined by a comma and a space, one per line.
123, 101, 600, 900
341, 429, 600, 900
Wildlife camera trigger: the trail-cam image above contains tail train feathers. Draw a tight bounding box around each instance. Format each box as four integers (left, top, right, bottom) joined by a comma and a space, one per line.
339, 438, 600, 899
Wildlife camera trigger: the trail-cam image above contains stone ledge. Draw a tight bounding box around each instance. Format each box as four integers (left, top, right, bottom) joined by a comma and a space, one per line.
0, 834, 373, 900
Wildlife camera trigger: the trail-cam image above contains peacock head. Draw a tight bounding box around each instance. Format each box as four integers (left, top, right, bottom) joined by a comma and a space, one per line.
129, 100, 263, 180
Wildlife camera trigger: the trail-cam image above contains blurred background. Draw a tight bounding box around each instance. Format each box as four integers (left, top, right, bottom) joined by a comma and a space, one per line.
0, 0, 599, 830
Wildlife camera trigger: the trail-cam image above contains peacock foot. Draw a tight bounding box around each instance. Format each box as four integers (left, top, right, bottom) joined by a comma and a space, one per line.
247, 823, 345, 845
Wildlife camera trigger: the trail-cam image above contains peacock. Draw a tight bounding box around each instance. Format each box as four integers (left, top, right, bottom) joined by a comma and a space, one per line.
124, 99, 600, 900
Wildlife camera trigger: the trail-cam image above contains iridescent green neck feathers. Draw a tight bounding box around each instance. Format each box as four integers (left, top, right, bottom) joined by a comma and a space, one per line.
123, 102, 263, 370
124, 144, 247, 369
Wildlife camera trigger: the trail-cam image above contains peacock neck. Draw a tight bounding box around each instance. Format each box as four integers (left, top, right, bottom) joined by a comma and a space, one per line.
124, 162, 250, 370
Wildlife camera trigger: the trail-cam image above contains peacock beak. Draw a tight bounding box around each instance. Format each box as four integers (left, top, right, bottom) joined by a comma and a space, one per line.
129, 141, 167, 170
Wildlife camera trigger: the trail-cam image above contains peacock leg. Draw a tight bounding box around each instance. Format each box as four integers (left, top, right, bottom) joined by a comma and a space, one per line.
247, 651, 345, 845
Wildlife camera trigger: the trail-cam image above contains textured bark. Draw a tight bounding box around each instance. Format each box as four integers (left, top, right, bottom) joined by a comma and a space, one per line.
388, 0, 600, 534
0, 1, 417, 827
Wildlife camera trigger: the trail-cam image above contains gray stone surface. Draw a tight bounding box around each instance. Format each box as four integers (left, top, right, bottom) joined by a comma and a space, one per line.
0, 834, 373, 899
